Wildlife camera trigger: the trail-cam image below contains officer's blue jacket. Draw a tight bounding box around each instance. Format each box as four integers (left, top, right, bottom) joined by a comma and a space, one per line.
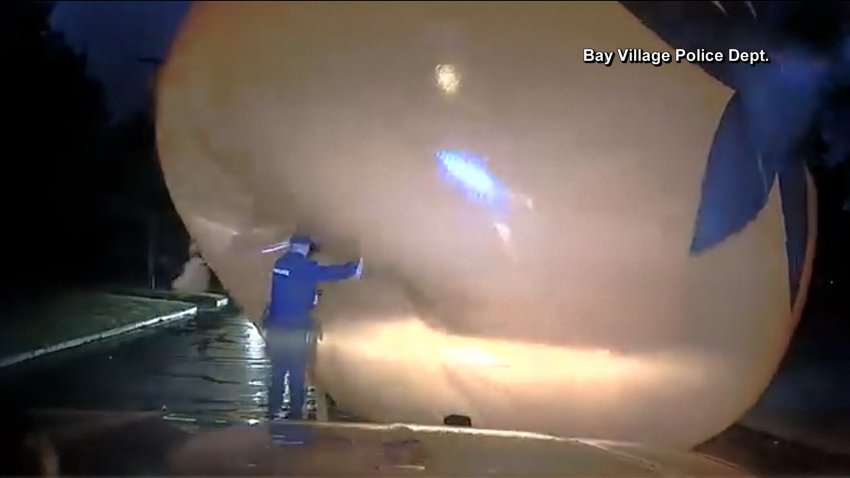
267, 251, 359, 327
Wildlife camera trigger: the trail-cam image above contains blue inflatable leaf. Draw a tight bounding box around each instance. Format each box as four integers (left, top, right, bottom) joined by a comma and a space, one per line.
690, 92, 776, 254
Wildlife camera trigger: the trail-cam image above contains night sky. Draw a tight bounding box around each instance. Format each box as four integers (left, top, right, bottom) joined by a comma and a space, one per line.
50, 1, 190, 120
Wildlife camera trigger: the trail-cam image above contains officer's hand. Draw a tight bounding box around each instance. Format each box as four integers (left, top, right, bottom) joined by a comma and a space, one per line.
354, 258, 364, 279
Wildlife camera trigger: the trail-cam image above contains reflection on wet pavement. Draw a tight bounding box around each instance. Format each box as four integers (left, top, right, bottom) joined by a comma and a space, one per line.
0, 306, 269, 427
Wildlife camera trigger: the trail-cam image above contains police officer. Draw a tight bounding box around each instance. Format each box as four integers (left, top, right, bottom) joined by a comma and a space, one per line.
264, 234, 363, 421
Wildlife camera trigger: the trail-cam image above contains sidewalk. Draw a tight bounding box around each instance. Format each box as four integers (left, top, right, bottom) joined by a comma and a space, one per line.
0, 290, 226, 369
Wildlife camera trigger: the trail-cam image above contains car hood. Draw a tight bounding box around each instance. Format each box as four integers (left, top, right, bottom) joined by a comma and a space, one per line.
30, 409, 752, 477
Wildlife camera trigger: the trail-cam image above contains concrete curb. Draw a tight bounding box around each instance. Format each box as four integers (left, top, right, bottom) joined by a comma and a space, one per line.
106, 288, 230, 311
214, 296, 229, 308
184, 291, 229, 308
0, 305, 198, 369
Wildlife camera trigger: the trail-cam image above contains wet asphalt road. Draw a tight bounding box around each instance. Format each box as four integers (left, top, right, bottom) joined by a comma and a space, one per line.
0, 306, 269, 428
3, 305, 850, 476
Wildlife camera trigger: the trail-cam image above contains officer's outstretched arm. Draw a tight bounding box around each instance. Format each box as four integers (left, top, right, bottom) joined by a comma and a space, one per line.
311, 259, 361, 282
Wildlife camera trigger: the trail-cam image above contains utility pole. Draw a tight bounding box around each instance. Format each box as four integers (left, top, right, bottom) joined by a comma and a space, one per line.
147, 209, 157, 290
138, 56, 163, 290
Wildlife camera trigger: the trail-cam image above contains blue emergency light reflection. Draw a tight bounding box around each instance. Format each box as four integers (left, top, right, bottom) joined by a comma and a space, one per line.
436, 149, 507, 208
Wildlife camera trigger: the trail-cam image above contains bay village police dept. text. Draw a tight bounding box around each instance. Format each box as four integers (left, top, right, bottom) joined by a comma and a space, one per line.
584, 48, 770, 67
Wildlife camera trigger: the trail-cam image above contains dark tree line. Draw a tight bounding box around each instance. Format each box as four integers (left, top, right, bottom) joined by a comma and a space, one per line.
91, 109, 192, 289
0, 1, 190, 305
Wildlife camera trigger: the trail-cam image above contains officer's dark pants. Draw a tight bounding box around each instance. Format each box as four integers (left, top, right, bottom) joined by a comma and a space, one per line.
265, 320, 313, 421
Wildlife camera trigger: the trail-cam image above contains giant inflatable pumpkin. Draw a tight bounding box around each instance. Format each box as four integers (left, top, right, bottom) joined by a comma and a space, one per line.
156, 1, 816, 448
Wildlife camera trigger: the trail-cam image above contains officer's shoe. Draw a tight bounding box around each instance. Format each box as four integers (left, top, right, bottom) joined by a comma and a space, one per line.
269, 411, 287, 421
